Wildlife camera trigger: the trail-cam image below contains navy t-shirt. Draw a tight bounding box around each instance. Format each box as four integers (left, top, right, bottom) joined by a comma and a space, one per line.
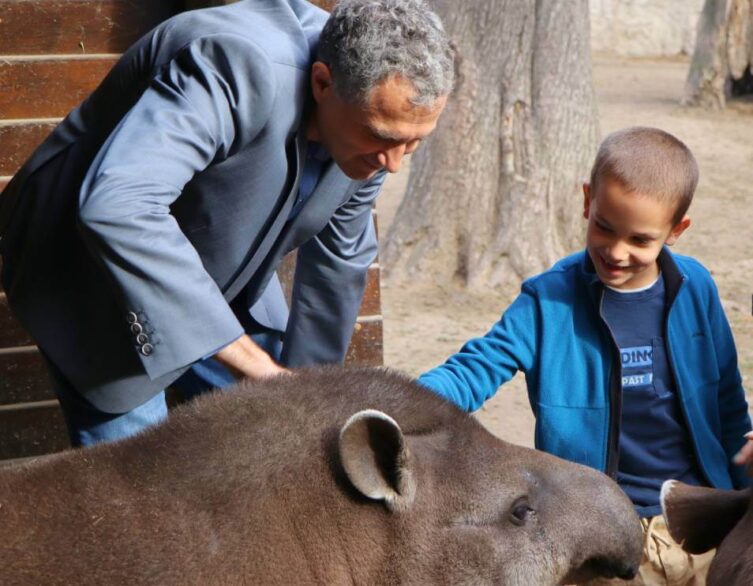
602, 275, 706, 518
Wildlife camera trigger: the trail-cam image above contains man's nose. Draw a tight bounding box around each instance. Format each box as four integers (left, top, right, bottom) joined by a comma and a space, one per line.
377, 144, 407, 173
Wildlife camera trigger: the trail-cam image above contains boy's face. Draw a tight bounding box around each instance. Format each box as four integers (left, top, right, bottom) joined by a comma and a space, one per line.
583, 179, 690, 290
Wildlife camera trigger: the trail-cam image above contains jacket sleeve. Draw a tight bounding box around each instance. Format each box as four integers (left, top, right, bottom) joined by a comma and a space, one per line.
280, 170, 386, 367
708, 280, 752, 488
418, 284, 540, 412
77, 34, 275, 381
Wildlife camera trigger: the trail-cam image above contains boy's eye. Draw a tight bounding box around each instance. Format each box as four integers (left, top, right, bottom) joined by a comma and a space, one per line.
595, 222, 612, 233
633, 237, 650, 246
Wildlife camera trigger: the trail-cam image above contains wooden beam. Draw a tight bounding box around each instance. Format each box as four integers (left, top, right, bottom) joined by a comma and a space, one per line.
0, 293, 35, 347
0, 120, 58, 176
0, 57, 117, 119
0, 402, 69, 460
0, 347, 56, 405
345, 319, 383, 366
0, 0, 180, 55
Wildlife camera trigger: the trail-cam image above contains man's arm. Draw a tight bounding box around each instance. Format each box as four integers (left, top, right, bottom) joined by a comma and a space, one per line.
280, 170, 387, 367
418, 285, 540, 412
77, 35, 276, 381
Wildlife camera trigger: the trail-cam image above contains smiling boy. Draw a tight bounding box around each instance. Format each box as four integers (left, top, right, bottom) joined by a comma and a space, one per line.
419, 127, 751, 585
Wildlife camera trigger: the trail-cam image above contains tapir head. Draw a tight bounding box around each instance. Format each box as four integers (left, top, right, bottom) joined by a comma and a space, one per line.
337, 403, 643, 585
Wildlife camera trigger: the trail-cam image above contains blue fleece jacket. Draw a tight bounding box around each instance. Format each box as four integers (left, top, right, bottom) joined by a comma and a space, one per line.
419, 249, 751, 489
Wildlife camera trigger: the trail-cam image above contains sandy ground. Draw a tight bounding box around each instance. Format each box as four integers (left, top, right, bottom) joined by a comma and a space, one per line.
378, 54, 753, 448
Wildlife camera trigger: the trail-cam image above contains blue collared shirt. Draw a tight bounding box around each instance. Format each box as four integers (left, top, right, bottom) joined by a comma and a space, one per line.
290, 141, 331, 220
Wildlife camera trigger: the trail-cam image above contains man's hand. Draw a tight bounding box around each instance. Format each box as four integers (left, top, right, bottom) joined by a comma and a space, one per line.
733, 431, 753, 467
214, 335, 289, 380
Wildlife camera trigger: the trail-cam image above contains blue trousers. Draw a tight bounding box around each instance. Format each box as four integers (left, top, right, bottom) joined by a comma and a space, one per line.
49, 330, 282, 447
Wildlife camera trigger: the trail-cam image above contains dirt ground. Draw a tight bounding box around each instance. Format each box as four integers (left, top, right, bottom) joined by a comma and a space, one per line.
378, 54, 753, 448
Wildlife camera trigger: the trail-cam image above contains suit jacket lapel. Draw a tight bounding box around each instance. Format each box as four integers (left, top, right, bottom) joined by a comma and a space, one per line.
222, 129, 307, 302
278, 161, 357, 252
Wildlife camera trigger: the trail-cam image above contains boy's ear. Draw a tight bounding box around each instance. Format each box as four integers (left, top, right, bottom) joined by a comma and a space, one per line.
666, 215, 691, 246
582, 182, 591, 219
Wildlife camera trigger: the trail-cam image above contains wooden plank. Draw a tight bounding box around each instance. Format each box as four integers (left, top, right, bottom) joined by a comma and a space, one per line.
0, 403, 69, 460
186, 0, 334, 8
310, 0, 336, 10
0, 347, 55, 405
359, 265, 382, 316
277, 255, 380, 316
345, 319, 383, 367
277, 251, 297, 305
0, 293, 35, 347
0, 0, 180, 55
0, 120, 58, 176
0, 57, 117, 120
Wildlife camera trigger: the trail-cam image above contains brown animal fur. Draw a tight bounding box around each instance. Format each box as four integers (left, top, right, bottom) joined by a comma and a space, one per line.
662, 480, 753, 585
0, 366, 642, 585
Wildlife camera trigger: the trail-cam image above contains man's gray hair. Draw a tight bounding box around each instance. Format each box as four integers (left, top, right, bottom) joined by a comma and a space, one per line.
317, 0, 455, 106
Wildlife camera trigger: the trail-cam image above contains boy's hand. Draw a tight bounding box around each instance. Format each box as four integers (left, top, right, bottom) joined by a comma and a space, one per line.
732, 431, 753, 467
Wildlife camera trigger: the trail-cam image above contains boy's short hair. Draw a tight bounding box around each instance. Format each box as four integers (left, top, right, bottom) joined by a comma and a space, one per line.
589, 127, 699, 224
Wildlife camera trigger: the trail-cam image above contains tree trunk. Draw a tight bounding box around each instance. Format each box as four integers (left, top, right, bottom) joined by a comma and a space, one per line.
683, 0, 753, 108
382, 0, 598, 288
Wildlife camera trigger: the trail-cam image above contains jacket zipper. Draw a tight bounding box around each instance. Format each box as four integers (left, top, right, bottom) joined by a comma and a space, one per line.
664, 277, 714, 486
598, 289, 623, 479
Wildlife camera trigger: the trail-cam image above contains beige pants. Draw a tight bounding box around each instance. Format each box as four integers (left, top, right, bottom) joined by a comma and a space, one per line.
582, 516, 715, 586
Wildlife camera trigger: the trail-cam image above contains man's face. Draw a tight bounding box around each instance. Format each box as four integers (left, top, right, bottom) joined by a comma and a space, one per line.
308, 63, 447, 180
583, 179, 690, 290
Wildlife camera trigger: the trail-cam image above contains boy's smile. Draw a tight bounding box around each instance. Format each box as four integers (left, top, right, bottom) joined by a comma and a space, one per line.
583, 179, 690, 290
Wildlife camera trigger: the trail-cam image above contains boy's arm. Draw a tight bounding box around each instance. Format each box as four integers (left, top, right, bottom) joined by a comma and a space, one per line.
418, 286, 539, 412
709, 284, 752, 488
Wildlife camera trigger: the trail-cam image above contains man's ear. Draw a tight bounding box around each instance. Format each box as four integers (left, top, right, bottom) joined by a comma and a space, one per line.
666, 215, 691, 246
310, 61, 334, 103
582, 182, 591, 219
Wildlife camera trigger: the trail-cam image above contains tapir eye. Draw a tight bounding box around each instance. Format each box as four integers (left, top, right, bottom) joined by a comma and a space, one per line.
509, 498, 533, 526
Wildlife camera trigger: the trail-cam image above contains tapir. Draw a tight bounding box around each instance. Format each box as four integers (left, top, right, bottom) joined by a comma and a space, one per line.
1, 367, 642, 585
662, 479, 752, 585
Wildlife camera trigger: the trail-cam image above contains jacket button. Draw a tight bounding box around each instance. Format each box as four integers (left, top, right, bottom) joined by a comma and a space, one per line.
130, 323, 143, 335
136, 333, 149, 345
126, 312, 138, 324
140, 343, 154, 356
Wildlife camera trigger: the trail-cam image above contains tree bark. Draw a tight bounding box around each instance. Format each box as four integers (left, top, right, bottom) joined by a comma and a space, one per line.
683, 0, 753, 108
382, 0, 598, 288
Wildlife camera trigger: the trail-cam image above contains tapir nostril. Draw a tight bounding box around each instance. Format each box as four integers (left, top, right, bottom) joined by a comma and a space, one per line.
616, 564, 639, 580
588, 557, 639, 580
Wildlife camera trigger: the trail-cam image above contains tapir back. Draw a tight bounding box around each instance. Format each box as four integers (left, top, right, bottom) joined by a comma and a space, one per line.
0, 368, 466, 584
0, 367, 642, 585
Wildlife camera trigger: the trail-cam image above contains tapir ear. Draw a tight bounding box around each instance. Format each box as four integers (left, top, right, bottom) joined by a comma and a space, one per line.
661, 480, 750, 554
339, 409, 416, 512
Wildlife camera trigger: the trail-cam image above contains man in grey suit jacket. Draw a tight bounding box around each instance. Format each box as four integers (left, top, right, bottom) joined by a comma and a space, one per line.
0, 0, 454, 445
